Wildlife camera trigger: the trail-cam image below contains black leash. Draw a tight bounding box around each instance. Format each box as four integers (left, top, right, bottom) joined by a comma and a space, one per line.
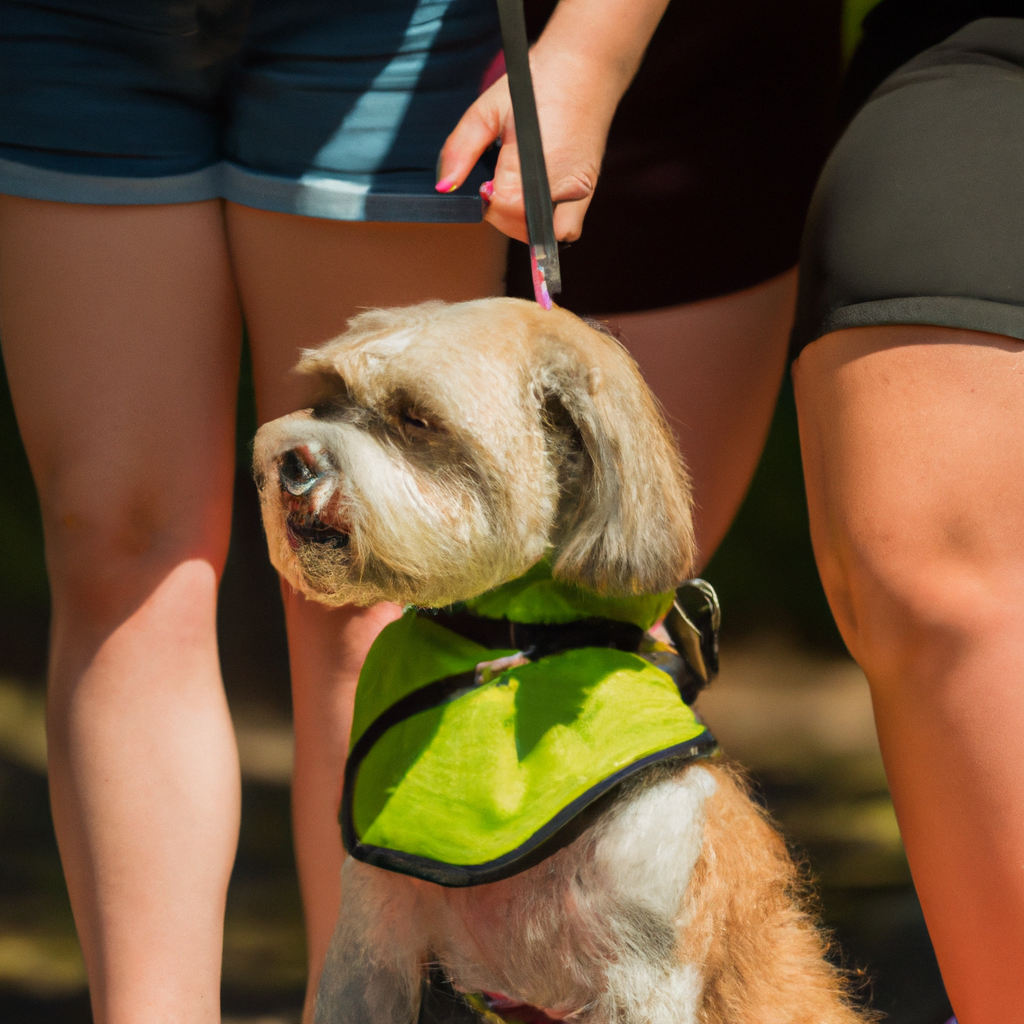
495, 0, 561, 308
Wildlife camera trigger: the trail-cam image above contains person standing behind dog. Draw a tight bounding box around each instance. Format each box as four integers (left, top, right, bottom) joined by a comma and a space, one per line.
0, 2, 671, 1021
790, 1, 1024, 1019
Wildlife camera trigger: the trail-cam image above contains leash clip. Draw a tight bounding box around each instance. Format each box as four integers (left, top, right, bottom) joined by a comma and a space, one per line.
663, 578, 721, 704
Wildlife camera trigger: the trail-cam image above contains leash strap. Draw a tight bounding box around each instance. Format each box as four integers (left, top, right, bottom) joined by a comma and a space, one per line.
495, 0, 561, 308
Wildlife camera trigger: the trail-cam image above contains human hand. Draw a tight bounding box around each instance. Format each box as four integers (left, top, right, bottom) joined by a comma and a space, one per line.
437, 0, 669, 244
435, 50, 613, 244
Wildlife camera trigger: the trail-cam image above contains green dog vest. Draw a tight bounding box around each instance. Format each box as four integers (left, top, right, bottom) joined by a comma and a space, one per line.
341, 561, 718, 887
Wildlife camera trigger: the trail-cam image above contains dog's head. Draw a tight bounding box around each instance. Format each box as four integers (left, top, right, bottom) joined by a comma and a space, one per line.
253, 298, 694, 607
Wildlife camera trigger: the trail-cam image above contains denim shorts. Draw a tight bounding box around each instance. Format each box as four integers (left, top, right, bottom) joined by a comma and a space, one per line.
0, 0, 499, 222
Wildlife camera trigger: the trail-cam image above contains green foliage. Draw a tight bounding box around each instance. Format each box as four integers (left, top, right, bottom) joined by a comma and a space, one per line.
843, 0, 885, 60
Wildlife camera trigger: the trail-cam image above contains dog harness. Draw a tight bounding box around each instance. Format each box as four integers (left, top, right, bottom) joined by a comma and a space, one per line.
341, 560, 720, 887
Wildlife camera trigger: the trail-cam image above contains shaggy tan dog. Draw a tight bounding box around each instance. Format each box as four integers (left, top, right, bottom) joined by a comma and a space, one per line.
254, 298, 869, 1024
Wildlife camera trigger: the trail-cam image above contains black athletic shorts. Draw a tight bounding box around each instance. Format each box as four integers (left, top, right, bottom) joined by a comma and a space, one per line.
791, 2, 1024, 357
506, 0, 843, 316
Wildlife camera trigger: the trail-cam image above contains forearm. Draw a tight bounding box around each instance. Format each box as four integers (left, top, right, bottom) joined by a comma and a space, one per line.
531, 0, 671, 109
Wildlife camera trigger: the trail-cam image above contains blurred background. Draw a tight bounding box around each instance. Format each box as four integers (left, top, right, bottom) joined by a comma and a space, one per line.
0, 337, 954, 1023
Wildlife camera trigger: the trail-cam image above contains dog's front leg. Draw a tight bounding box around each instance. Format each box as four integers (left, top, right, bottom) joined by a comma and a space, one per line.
314, 860, 425, 1024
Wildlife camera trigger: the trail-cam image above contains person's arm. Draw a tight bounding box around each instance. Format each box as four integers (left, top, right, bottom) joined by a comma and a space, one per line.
436, 0, 671, 243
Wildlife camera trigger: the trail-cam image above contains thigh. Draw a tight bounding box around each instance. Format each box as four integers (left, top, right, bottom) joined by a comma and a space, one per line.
224, 206, 507, 420
0, 197, 241, 602
795, 326, 1024, 1021
606, 269, 796, 564
788, 14, 1024, 645
225, 207, 506, 992
794, 326, 1024, 666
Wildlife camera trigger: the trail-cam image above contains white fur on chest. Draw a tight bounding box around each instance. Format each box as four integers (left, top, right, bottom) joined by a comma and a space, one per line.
321, 767, 716, 1024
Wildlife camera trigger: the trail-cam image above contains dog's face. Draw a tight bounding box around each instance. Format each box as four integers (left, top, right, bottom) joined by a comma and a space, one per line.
254, 298, 694, 607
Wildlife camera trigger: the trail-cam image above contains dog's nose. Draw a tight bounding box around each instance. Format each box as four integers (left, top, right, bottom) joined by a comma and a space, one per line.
278, 448, 324, 496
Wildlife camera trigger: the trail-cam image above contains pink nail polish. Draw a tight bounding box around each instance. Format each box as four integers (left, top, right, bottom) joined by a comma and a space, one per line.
435, 177, 458, 194
479, 179, 495, 202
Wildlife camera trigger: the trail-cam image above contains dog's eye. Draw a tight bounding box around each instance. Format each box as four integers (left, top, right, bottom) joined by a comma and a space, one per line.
402, 411, 433, 431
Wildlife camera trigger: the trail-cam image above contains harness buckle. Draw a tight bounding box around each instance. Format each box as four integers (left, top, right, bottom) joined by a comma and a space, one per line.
663, 578, 721, 703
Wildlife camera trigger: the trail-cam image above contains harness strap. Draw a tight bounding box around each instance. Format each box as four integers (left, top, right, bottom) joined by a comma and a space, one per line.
417, 607, 644, 660
417, 576, 721, 706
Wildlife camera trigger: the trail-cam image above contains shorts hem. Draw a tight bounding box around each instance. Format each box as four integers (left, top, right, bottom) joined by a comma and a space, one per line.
793, 296, 1024, 358
0, 157, 485, 223
0, 157, 220, 205
221, 164, 484, 224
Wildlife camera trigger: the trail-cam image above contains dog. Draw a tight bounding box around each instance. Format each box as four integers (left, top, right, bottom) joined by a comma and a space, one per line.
254, 298, 869, 1024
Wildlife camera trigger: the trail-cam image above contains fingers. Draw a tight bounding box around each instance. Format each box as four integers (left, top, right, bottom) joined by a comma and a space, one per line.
435, 81, 508, 194
480, 139, 597, 243
551, 196, 593, 244
438, 68, 602, 244
479, 132, 528, 243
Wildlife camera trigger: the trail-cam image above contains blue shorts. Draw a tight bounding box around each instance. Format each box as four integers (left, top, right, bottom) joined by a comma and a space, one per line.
0, 0, 499, 222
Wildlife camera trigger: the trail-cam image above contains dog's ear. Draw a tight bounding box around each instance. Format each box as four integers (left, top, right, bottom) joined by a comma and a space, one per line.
537, 316, 695, 596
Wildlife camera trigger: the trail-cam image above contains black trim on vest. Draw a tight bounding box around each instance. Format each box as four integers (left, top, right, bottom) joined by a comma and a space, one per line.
341, 730, 717, 888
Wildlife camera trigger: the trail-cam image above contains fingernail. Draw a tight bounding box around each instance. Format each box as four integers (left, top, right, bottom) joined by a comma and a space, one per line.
435, 177, 458, 194
479, 179, 494, 202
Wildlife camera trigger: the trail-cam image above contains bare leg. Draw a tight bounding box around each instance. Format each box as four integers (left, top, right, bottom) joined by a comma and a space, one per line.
604, 268, 797, 564
794, 326, 1024, 1022
0, 197, 243, 1023
224, 206, 507, 1018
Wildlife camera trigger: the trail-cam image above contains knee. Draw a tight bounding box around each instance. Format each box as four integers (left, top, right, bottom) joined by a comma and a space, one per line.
40, 465, 233, 628
818, 515, 1023, 698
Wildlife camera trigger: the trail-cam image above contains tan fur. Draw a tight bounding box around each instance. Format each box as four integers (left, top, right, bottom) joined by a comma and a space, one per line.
254, 298, 694, 606
681, 766, 873, 1024
254, 298, 873, 1023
